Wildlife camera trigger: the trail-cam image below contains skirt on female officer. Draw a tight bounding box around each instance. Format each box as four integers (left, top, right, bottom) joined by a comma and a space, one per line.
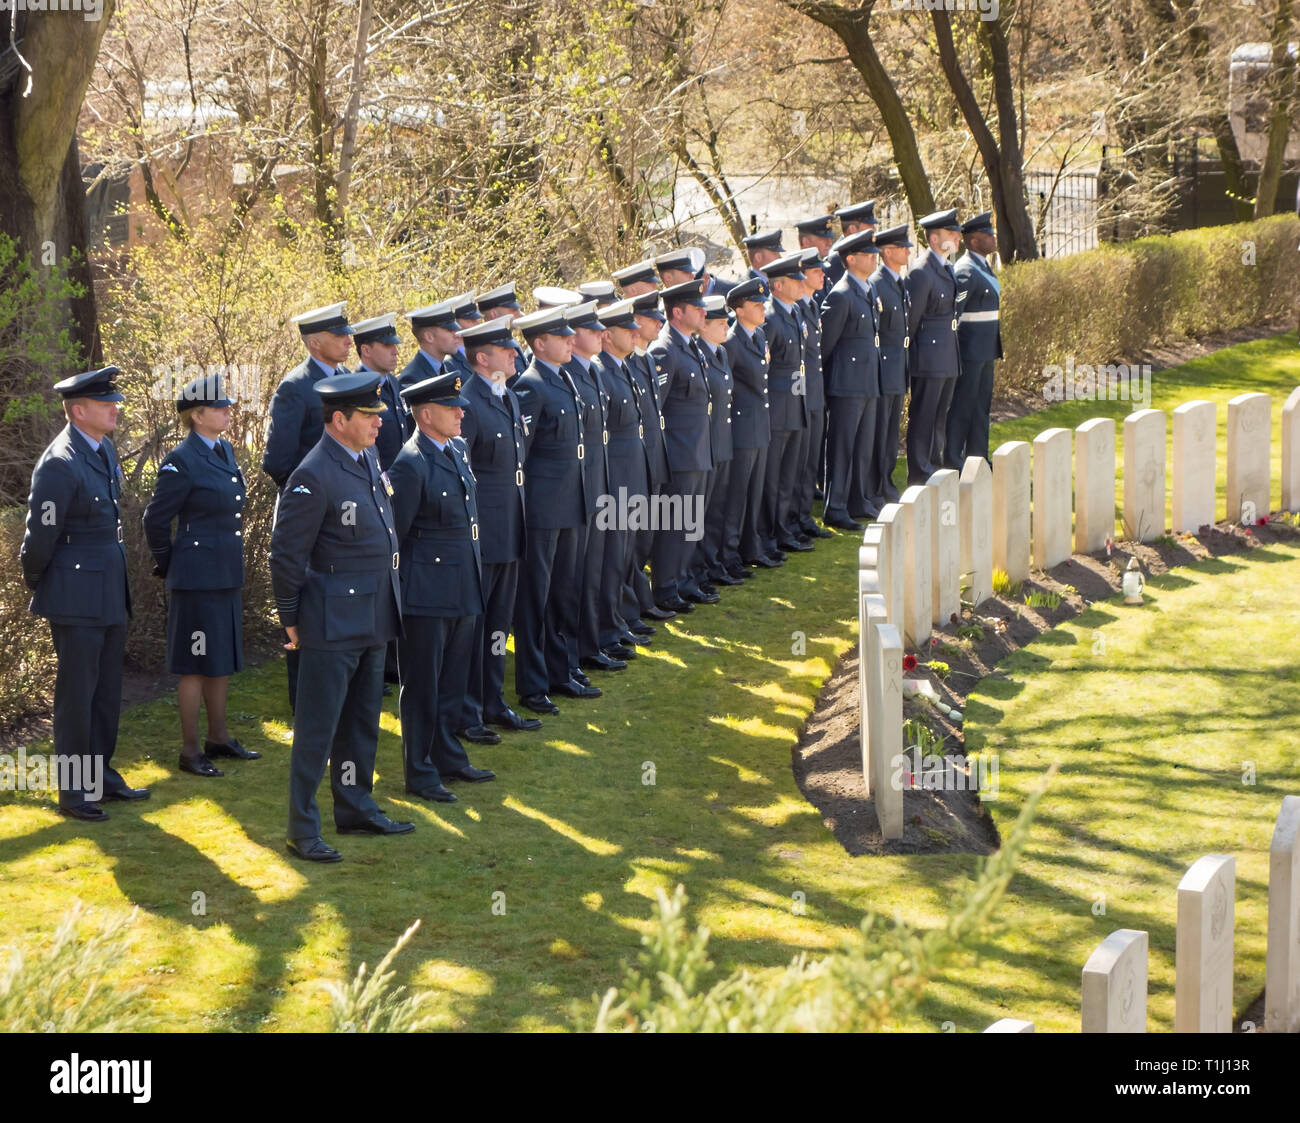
166, 588, 244, 677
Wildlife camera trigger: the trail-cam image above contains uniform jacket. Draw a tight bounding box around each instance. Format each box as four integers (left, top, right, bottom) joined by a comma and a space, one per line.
460, 372, 528, 565
599, 351, 652, 498
763, 299, 810, 432
798, 296, 826, 412
388, 431, 484, 618
269, 435, 401, 651
954, 252, 1004, 363
823, 250, 846, 289
723, 324, 771, 451
142, 430, 246, 590
869, 265, 911, 396
566, 355, 611, 505
648, 324, 712, 474
819, 273, 881, 398
512, 359, 588, 529
261, 356, 339, 489
700, 339, 734, 464
904, 251, 960, 379
358, 364, 409, 471
628, 350, 670, 490
21, 425, 131, 626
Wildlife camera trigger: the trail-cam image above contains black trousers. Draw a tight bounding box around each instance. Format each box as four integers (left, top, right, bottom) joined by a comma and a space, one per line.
399, 614, 475, 793
762, 428, 800, 551
824, 397, 877, 521
50, 622, 127, 806
929, 374, 958, 474
697, 458, 731, 578
907, 376, 954, 485
873, 391, 904, 503
289, 643, 385, 841
513, 525, 580, 697
795, 407, 824, 528
651, 468, 706, 602
945, 359, 996, 468
599, 518, 633, 648
464, 559, 519, 727
727, 445, 766, 565
578, 507, 608, 660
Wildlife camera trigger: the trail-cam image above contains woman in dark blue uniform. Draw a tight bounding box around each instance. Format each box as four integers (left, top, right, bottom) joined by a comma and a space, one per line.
143, 375, 260, 777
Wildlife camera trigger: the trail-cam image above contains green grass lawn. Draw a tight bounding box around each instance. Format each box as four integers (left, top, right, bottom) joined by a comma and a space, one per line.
2, 331, 1297, 1032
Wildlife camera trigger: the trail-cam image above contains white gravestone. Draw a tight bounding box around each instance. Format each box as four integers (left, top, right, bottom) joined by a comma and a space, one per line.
1265, 795, 1300, 1034
1123, 408, 1165, 543
927, 469, 961, 626
1282, 388, 1300, 514
857, 587, 886, 795
984, 1019, 1035, 1033
1081, 928, 1148, 1033
899, 485, 933, 647
992, 441, 1031, 584
1032, 428, 1072, 570
1225, 392, 1270, 524
1175, 854, 1235, 1034
1075, 417, 1115, 553
959, 457, 993, 607
1172, 400, 1217, 533
868, 619, 903, 841
860, 510, 904, 635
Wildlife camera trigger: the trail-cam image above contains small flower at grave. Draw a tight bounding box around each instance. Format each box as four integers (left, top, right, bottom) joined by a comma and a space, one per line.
903, 654, 918, 672
1257, 515, 1269, 526
912, 815, 922, 826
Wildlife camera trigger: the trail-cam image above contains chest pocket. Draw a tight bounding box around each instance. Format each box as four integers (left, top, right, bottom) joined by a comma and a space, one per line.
553, 403, 579, 442
323, 570, 378, 643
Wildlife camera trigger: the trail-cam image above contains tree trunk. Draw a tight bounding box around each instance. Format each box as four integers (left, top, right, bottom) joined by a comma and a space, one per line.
335, 0, 374, 234
1255, 0, 1297, 218
787, 1, 935, 220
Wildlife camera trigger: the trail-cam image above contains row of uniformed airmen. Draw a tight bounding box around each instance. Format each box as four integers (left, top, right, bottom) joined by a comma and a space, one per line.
20, 201, 1001, 858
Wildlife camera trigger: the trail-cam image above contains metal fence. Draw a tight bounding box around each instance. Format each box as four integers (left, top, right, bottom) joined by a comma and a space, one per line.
1025, 168, 1100, 258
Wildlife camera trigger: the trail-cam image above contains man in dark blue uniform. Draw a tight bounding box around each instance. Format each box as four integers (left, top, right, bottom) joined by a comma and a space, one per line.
352, 314, 408, 472
564, 301, 625, 674
796, 216, 836, 304
742, 230, 784, 280
612, 261, 659, 297
399, 300, 463, 402
626, 291, 675, 625
825, 201, 877, 287
820, 229, 882, 529
794, 248, 832, 539
270, 373, 414, 862
595, 299, 655, 655
691, 294, 737, 589
905, 209, 963, 484
648, 278, 715, 611
389, 371, 497, 804
510, 307, 600, 714
21, 368, 146, 820
760, 253, 813, 557
262, 302, 355, 712
653, 250, 697, 288
476, 284, 529, 378
444, 292, 483, 381
869, 224, 913, 505
722, 278, 775, 571
947, 212, 1002, 469
455, 318, 540, 736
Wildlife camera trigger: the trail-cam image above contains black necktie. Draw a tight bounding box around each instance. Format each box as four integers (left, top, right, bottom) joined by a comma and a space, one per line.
97, 444, 112, 476
217, 441, 231, 465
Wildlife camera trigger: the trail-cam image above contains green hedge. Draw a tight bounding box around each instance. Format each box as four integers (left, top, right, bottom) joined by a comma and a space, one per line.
998, 214, 1300, 395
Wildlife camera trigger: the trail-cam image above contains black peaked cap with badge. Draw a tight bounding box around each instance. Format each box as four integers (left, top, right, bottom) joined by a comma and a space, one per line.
54, 366, 126, 402
726, 277, 769, 308
316, 372, 386, 413
401, 371, 471, 409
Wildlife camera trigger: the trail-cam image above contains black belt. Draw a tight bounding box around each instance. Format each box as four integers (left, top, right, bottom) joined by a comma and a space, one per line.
63, 525, 123, 545
314, 553, 399, 573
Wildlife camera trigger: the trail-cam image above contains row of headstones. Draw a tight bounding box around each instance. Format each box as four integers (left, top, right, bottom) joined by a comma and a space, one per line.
984, 796, 1300, 1034
858, 387, 1300, 842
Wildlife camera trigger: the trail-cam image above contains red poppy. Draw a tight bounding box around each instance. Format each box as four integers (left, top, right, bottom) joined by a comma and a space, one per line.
1258, 515, 1270, 526
902, 654, 918, 672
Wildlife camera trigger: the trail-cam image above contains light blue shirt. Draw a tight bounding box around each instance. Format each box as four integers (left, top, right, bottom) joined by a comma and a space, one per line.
419, 349, 443, 374
968, 251, 1001, 296
71, 424, 101, 453
326, 431, 366, 465
196, 433, 218, 450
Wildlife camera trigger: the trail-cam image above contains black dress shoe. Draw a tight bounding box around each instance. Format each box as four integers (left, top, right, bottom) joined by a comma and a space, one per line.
58, 802, 108, 822
622, 632, 652, 647
459, 724, 502, 745
486, 707, 542, 731
444, 766, 496, 783
643, 603, 677, 620
747, 555, 780, 569
103, 785, 151, 801
685, 588, 720, 604
521, 693, 560, 715
408, 785, 457, 803
825, 515, 863, 531
205, 738, 261, 761
603, 643, 636, 660
286, 837, 342, 862
337, 813, 415, 835
807, 525, 834, 538
712, 572, 744, 586
552, 678, 602, 699
571, 668, 592, 687
179, 752, 223, 778
769, 548, 788, 561
629, 622, 656, 636
778, 538, 814, 553
726, 565, 752, 580
698, 582, 719, 596
658, 597, 693, 613
581, 652, 626, 671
